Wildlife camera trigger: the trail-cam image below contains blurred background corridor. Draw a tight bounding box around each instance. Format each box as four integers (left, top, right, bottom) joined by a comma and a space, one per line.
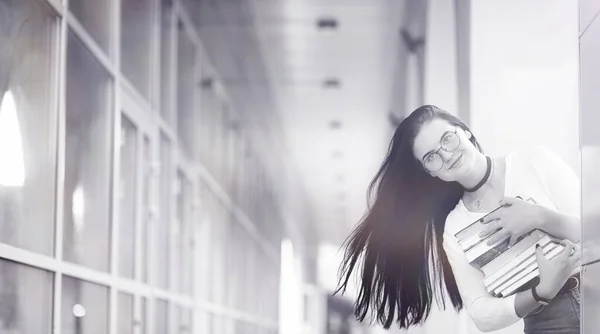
0, 0, 598, 333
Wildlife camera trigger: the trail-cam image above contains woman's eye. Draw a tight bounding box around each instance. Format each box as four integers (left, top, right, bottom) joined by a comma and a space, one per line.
443, 135, 452, 144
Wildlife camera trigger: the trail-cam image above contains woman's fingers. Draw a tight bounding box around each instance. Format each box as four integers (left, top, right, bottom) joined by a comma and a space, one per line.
558, 240, 575, 261
535, 244, 550, 265
478, 220, 502, 238
569, 243, 582, 264
486, 229, 510, 246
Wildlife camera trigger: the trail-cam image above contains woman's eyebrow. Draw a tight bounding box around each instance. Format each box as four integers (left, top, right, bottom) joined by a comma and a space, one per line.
422, 129, 453, 160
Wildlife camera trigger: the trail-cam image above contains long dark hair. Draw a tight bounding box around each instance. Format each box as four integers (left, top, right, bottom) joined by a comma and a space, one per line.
335, 105, 483, 329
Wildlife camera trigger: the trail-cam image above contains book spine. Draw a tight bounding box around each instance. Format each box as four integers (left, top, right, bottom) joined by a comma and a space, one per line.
495, 245, 564, 296
484, 238, 552, 287
499, 245, 565, 297
486, 243, 556, 292
480, 230, 546, 276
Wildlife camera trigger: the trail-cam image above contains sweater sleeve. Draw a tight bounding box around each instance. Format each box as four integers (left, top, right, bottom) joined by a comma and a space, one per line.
442, 232, 522, 332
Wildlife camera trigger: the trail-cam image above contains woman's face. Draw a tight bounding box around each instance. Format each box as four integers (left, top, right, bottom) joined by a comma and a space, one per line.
412, 118, 479, 182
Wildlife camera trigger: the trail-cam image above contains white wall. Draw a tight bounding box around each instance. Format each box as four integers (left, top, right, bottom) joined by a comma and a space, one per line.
469, 0, 580, 172
421, 0, 580, 334
423, 0, 458, 113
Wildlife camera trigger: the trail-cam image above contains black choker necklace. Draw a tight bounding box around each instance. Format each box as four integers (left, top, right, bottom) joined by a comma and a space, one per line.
465, 156, 492, 193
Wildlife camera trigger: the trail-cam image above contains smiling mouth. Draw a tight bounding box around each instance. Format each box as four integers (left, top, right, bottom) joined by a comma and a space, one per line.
449, 154, 463, 169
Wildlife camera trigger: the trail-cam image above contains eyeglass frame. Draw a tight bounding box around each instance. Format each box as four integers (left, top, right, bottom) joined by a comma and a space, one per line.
420, 126, 461, 173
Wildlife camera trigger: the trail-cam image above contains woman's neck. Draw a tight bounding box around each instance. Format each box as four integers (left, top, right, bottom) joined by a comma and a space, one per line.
459, 154, 489, 190
461, 156, 507, 210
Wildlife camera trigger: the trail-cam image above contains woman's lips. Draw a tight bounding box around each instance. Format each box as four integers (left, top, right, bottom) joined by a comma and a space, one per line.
449, 154, 463, 169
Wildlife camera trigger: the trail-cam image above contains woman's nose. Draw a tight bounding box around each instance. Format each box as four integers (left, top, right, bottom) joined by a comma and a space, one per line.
439, 150, 454, 161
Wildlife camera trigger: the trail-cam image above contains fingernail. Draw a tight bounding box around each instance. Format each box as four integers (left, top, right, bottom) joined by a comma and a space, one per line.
536, 244, 540, 249
478, 218, 483, 223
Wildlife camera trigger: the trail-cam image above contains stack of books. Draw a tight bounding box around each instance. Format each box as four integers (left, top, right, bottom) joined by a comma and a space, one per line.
455, 199, 565, 297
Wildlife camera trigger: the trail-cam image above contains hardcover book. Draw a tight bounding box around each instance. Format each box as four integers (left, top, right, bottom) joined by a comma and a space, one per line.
454, 198, 564, 297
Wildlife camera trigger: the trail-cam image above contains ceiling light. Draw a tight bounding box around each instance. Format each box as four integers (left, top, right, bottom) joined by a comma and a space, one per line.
329, 120, 342, 129
322, 78, 341, 89
200, 77, 214, 90
332, 150, 343, 159
317, 17, 339, 30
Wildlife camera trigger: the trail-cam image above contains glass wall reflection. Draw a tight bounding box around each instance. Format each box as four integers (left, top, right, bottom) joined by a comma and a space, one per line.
63, 30, 113, 272
0, 0, 57, 256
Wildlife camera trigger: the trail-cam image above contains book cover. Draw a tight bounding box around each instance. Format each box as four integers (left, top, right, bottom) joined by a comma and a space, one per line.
452, 197, 569, 298
486, 242, 558, 293
498, 244, 564, 297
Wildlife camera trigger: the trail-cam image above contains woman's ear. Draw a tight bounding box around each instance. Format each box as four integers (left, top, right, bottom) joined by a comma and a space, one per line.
465, 130, 473, 139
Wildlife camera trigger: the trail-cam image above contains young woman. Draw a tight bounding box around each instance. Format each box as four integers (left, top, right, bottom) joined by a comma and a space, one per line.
336, 105, 581, 333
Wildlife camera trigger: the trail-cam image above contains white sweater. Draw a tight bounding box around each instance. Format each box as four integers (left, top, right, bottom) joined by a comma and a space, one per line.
442, 146, 581, 332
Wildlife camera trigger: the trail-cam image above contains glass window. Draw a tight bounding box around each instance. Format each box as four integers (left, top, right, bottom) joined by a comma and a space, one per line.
120, 0, 154, 98
142, 136, 151, 283
0, 0, 58, 256
119, 116, 137, 278
173, 172, 183, 293
179, 308, 192, 334
154, 299, 168, 334
228, 222, 238, 309
172, 305, 179, 334
177, 22, 195, 154
195, 181, 211, 301
61, 276, 109, 334
0, 259, 53, 333
63, 31, 113, 272
69, 0, 113, 53
175, 171, 193, 294
118, 292, 134, 334
156, 134, 171, 289
140, 297, 148, 334
198, 79, 216, 169
159, 0, 175, 123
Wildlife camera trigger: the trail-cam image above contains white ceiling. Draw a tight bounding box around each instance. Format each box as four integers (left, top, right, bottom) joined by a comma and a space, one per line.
246, 0, 406, 244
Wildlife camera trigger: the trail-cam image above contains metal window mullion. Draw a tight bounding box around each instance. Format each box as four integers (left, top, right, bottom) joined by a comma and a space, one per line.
121, 93, 153, 134
133, 129, 145, 334
43, 0, 66, 15
109, 0, 123, 331
0, 243, 159, 297
170, 154, 179, 295
168, 0, 179, 137
64, 12, 118, 80
149, 0, 161, 112
168, 148, 178, 333
157, 116, 177, 143
52, 0, 70, 332
196, 182, 211, 303
194, 301, 279, 330
153, 289, 194, 307
147, 121, 161, 334
120, 79, 155, 120
195, 164, 279, 265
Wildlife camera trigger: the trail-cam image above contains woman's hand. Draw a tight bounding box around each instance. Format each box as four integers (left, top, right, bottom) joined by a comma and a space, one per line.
535, 239, 581, 299
478, 197, 544, 246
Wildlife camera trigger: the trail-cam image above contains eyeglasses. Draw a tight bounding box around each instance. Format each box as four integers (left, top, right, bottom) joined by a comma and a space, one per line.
422, 127, 461, 172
